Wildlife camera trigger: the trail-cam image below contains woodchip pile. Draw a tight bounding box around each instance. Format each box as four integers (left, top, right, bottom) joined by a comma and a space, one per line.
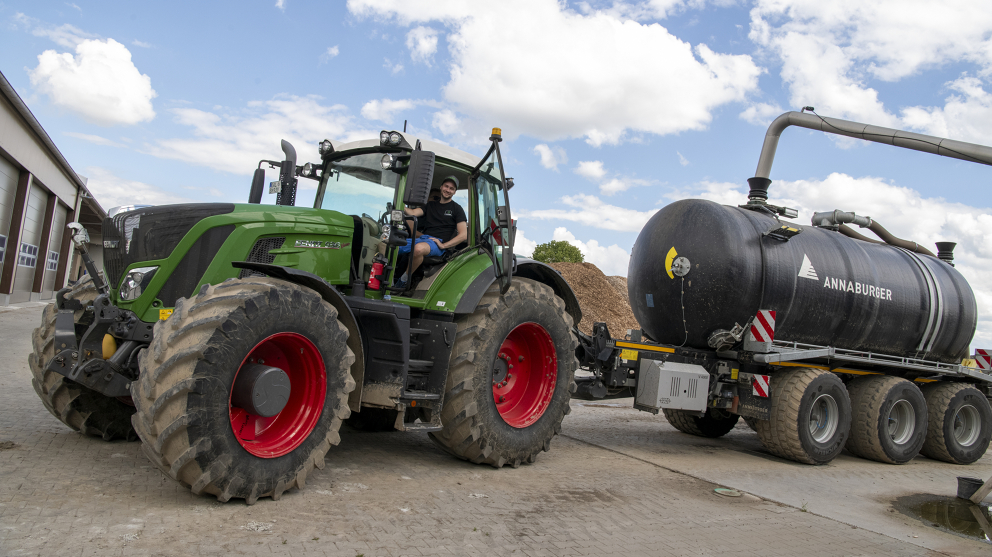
549, 262, 640, 336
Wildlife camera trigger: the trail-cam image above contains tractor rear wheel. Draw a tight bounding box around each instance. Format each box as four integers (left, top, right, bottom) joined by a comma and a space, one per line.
664, 408, 739, 438
28, 276, 137, 441
429, 278, 578, 468
919, 382, 992, 465
754, 368, 851, 464
132, 278, 355, 503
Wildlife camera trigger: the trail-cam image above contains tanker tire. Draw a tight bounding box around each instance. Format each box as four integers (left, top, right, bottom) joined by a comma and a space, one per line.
428, 278, 578, 468
663, 408, 739, 438
919, 382, 992, 465
743, 417, 760, 432
845, 376, 927, 464
132, 278, 355, 503
346, 407, 398, 432
754, 368, 851, 465
28, 277, 137, 441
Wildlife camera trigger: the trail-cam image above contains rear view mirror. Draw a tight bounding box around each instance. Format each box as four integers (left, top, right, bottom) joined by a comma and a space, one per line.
249, 168, 265, 204
403, 150, 435, 208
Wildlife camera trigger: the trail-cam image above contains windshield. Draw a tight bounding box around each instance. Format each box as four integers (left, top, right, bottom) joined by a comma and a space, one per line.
318, 153, 399, 219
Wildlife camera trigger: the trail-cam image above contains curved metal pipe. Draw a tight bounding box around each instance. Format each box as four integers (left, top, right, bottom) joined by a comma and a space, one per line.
754, 111, 992, 179
838, 224, 884, 245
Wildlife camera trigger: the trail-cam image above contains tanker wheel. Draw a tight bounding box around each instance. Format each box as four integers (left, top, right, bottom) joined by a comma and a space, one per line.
663, 408, 739, 438
28, 276, 137, 441
754, 368, 851, 465
429, 278, 578, 468
919, 382, 992, 465
845, 376, 927, 464
132, 278, 355, 503
743, 417, 760, 432
346, 407, 398, 432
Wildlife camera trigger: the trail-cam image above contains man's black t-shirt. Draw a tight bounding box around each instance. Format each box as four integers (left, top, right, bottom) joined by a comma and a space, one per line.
420, 200, 467, 244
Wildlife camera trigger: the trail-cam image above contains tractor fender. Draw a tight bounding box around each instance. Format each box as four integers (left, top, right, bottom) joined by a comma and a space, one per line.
453, 258, 582, 327
231, 262, 365, 412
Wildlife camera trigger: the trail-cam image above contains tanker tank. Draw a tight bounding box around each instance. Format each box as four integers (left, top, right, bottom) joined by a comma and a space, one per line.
627, 198, 977, 363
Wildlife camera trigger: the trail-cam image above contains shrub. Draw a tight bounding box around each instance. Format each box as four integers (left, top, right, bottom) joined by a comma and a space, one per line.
531, 240, 584, 263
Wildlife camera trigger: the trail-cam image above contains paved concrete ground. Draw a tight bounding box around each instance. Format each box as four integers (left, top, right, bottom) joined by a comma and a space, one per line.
1, 303, 989, 556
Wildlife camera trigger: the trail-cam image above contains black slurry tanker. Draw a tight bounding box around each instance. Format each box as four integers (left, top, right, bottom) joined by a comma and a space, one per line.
575, 111, 992, 466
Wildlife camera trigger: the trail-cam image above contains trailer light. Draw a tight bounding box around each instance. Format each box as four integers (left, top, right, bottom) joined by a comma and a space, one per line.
120, 266, 158, 301
380, 154, 394, 170
388, 132, 402, 146
380, 131, 390, 145
318, 139, 333, 156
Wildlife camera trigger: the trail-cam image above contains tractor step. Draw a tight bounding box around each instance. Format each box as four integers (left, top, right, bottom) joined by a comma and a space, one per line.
397, 422, 443, 432
400, 390, 441, 401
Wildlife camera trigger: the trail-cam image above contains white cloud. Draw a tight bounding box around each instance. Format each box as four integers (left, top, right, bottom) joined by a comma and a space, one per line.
383, 58, 404, 75
150, 96, 377, 175
575, 160, 606, 180
319, 45, 340, 64
275, 0, 286, 11
64, 132, 126, 148
131, 40, 151, 48
513, 228, 537, 258
551, 227, 631, 276
406, 26, 438, 65
749, 0, 992, 126
432, 109, 461, 136
533, 144, 568, 171
739, 102, 783, 126
83, 167, 195, 208
348, 0, 760, 145
677, 151, 689, 166
361, 98, 415, 123
676, 173, 992, 349
66, 3, 82, 12
901, 76, 992, 144
518, 194, 657, 232
29, 38, 156, 126
28, 21, 96, 48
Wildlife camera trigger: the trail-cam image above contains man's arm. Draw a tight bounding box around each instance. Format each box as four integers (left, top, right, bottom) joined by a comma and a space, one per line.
439, 221, 468, 249
404, 206, 425, 217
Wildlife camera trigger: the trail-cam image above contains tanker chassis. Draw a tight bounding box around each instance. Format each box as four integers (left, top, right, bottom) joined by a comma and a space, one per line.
575, 111, 992, 466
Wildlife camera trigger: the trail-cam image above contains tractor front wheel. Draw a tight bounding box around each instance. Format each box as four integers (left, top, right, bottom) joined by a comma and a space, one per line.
429, 278, 578, 468
132, 278, 355, 503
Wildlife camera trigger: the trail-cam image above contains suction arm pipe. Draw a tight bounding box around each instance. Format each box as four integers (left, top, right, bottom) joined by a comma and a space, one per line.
754, 111, 992, 179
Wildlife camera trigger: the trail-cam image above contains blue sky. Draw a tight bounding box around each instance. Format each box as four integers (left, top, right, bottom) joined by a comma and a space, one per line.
4, 0, 992, 345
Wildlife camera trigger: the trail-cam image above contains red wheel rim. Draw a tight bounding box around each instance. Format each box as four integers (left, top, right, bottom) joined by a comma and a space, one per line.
229, 332, 326, 458
492, 322, 557, 428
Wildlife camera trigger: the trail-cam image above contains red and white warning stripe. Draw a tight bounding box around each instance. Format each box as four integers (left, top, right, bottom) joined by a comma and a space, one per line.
750, 310, 776, 343
976, 349, 991, 370
752, 375, 770, 398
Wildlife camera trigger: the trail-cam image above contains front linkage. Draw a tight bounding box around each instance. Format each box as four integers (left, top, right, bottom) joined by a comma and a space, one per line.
45, 224, 152, 397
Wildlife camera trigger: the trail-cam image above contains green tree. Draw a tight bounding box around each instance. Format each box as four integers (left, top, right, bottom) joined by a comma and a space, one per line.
531, 240, 584, 263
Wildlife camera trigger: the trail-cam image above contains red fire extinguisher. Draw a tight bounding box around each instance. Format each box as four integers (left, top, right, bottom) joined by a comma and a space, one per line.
368, 259, 385, 290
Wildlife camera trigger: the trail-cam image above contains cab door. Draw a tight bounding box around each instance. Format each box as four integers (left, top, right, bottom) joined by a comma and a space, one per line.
472, 130, 514, 293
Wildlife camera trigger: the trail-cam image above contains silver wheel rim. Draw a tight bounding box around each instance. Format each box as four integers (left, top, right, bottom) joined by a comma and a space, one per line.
953, 405, 981, 447
809, 393, 839, 443
887, 399, 916, 445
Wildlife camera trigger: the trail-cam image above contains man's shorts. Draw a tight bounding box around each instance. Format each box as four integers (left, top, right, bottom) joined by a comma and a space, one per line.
398, 235, 445, 257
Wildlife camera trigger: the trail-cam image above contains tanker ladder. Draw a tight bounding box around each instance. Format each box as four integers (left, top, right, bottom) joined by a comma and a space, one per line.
575, 322, 992, 466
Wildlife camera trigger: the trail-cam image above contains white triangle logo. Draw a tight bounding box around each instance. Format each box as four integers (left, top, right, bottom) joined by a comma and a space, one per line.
798, 254, 819, 280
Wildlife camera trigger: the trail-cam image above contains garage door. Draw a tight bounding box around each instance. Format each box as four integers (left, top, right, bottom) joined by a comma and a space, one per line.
9, 183, 47, 303
0, 154, 16, 268
40, 202, 67, 296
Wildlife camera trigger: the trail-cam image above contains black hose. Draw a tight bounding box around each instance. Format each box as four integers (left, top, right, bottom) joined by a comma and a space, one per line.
837, 224, 884, 245
838, 222, 935, 257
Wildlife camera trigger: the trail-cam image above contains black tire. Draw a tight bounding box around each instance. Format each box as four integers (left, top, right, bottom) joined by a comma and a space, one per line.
919, 382, 992, 465
428, 278, 578, 468
28, 277, 137, 441
132, 278, 355, 503
663, 408, 739, 438
754, 368, 851, 465
346, 407, 398, 432
743, 416, 760, 432
845, 376, 927, 464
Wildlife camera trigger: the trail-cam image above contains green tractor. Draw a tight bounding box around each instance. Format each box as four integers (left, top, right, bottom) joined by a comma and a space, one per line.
29, 128, 582, 503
